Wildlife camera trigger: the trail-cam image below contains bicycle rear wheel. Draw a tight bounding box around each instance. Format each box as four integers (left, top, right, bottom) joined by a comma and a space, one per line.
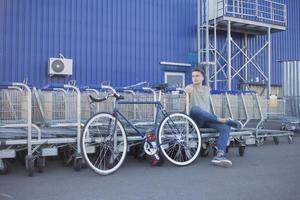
81, 112, 127, 175
158, 113, 201, 166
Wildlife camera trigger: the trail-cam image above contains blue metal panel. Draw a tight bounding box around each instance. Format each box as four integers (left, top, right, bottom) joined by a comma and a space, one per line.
0, 0, 5, 79
0, 0, 197, 87
271, 0, 300, 84
1, 0, 299, 90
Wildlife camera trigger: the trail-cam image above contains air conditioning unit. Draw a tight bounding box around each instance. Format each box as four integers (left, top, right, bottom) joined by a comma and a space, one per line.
48, 58, 73, 76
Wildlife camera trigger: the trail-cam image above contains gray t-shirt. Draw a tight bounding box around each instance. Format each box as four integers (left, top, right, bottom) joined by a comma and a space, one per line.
190, 86, 210, 112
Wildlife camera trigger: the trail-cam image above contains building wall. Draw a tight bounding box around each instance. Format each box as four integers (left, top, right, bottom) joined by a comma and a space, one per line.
272, 0, 300, 84
0, 0, 196, 87
0, 0, 299, 88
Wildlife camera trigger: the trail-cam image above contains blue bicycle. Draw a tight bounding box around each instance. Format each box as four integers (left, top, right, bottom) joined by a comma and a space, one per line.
81, 84, 201, 175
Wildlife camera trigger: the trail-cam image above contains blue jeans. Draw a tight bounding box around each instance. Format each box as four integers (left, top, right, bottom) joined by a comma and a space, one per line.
190, 106, 230, 153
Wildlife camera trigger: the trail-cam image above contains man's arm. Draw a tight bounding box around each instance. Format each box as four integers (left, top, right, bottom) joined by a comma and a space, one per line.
185, 84, 193, 95
184, 85, 193, 114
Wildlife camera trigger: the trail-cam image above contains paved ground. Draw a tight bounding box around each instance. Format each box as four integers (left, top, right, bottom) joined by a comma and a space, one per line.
1, 134, 300, 200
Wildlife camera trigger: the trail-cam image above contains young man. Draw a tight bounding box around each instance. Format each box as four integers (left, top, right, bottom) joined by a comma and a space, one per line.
185, 67, 242, 167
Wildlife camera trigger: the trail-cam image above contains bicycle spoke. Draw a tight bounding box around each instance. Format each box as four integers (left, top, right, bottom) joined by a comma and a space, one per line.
82, 113, 127, 174
158, 113, 201, 166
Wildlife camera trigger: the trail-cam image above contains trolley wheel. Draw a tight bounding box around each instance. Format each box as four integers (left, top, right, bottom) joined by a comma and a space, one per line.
36, 156, 45, 173
73, 157, 82, 171
61, 147, 74, 167
0, 159, 10, 175
158, 113, 201, 166
255, 137, 264, 147
131, 145, 147, 160
81, 112, 127, 175
200, 147, 209, 157
17, 150, 27, 166
213, 146, 218, 156
273, 136, 279, 145
81, 158, 88, 169
288, 136, 293, 144
238, 146, 245, 157
26, 156, 35, 177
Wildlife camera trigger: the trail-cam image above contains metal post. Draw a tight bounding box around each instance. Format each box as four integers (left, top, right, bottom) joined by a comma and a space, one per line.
244, 33, 248, 82
227, 21, 232, 90
284, 5, 287, 25
197, 0, 201, 66
270, 1, 274, 22
255, 0, 258, 17
214, 18, 217, 90
268, 27, 271, 97
23, 84, 32, 157
205, 0, 210, 85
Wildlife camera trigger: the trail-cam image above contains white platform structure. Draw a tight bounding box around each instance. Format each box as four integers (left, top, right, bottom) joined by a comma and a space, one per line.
197, 0, 287, 96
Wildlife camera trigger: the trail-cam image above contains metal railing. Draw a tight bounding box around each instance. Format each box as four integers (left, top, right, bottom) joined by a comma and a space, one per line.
218, 0, 287, 26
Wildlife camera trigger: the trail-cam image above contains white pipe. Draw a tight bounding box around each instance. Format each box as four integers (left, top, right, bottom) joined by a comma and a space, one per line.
64, 84, 81, 155
227, 21, 232, 90
13, 82, 32, 156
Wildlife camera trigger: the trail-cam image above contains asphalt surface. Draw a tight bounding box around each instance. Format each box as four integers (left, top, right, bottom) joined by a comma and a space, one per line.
1, 134, 300, 200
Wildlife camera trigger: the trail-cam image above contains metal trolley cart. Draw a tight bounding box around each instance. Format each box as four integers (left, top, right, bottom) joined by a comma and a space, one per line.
31, 84, 83, 175
0, 82, 37, 174
246, 93, 294, 146
198, 90, 252, 157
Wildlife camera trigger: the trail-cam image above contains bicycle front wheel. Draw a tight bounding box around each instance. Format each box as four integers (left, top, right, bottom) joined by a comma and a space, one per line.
158, 113, 201, 166
81, 112, 127, 175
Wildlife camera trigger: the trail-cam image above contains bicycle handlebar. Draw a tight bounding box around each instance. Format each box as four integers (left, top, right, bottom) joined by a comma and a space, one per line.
89, 95, 108, 103
89, 85, 125, 103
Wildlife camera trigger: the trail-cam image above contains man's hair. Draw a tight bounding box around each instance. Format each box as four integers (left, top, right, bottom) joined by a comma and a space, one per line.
192, 67, 205, 76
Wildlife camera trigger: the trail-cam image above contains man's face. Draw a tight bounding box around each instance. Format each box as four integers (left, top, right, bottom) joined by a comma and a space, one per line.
192, 71, 204, 85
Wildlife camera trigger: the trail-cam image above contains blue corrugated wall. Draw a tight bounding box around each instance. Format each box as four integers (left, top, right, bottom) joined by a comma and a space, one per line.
0, 0, 196, 87
0, 0, 299, 88
272, 0, 300, 84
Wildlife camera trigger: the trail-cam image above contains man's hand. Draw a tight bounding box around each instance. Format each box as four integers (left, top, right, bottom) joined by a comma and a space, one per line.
185, 84, 193, 95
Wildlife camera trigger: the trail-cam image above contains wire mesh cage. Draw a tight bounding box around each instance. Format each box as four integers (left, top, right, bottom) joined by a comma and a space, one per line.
285, 96, 300, 118
0, 88, 28, 124
81, 90, 95, 122
119, 90, 156, 124
161, 91, 187, 114
226, 92, 247, 121
243, 92, 262, 120
117, 91, 135, 121
80, 89, 114, 122
210, 92, 229, 118
32, 89, 78, 125
266, 97, 285, 117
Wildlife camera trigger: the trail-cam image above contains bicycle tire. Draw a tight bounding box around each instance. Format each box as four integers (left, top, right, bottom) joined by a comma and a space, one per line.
158, 113, 201, 166
81, 112, 127, 175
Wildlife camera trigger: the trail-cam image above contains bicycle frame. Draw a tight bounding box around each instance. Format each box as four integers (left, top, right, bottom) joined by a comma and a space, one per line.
112, 99, 168, 139
88, 85, 187, 148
